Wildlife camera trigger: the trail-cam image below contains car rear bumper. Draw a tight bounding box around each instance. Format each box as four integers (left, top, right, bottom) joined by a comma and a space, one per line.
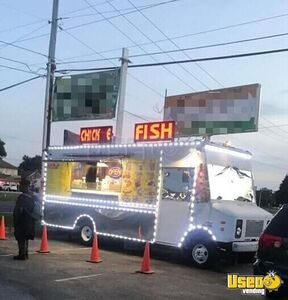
254, 259, 288, 288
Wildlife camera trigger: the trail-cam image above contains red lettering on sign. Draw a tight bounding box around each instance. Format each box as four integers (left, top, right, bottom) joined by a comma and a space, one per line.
80, 126, 113, 143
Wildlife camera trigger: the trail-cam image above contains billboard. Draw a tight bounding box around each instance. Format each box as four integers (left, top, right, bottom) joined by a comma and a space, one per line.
164, 84, 260, 136
52, 69, 120, 121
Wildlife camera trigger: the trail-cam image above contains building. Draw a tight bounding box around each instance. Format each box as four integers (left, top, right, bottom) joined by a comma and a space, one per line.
0, 160, 18, 176
0, 160, 19, 188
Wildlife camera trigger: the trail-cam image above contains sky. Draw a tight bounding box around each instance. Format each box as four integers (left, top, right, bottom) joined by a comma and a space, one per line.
0, 0, 287, 190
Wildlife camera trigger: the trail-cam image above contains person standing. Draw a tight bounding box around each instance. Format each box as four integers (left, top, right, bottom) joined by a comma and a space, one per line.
13, 178, 36, 260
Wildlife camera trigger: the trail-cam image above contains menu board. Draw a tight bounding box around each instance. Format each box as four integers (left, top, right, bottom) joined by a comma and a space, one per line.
120, 159, 159, 204
46, 162, 72, 195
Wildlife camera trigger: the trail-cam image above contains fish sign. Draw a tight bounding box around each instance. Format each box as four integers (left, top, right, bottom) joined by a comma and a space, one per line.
134, 121, 175, 142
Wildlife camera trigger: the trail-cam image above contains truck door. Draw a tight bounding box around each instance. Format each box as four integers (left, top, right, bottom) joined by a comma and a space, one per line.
156, 168, 194, 246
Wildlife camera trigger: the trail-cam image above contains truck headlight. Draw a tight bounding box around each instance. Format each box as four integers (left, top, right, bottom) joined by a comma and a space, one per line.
235, 219, 243, 238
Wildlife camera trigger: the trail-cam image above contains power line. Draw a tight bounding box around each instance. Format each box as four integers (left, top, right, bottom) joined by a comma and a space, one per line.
124, 110, 150, 122
260, 123, 288, 129
0, 56, 38, 73
128, 47, 288, 68
62, 0, 179, 17
126, 0, 219, 88
0, 75, 44, 92
54, 11, 288, 65
84, 0, 196, 91
56, 31, 288, 65
0, 133, 41, 144
0, 64, 44, 76
124, 11, 288, 53
0, 22, 50, 60
61, 2, 170, 20
0, 2, 47, 21
0, 20, 46, 35
56, 46, 288, 73
0, 39, 47, 58
108, 1, 208, 90
130, 32, 288, 58
261, 116, 288, 135
59, 28, 162, 97
61, 0, 118, 16
13, 0, 179, 45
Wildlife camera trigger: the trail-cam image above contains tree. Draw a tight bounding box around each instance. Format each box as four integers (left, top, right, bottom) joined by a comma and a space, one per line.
18, 155, 42, 175
275, 175, 288, 205
0, 138, 7, 159
256, 188, 276, 207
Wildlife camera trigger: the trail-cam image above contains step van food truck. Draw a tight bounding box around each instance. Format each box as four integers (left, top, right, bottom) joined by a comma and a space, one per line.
43, 138, 272, 267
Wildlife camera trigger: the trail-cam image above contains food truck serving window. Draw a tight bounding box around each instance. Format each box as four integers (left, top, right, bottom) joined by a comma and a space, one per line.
46, 157, 160, 204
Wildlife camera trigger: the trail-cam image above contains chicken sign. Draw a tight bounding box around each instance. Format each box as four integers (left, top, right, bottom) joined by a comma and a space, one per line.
80, 126, 113, 143
134, 121, 175, 142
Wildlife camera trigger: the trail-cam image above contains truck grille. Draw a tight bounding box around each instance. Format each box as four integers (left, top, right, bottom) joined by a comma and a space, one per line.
245, 220, 264, 237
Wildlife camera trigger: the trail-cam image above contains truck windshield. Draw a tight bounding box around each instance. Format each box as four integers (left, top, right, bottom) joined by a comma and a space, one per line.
207, 164, 254, 202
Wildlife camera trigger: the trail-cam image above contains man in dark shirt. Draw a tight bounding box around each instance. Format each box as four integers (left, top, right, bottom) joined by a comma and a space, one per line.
13, 178, 36, 260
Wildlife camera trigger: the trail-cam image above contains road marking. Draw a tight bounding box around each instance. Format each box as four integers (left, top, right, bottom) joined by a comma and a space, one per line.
0, 254, 14, 257
55, 274, 102, 282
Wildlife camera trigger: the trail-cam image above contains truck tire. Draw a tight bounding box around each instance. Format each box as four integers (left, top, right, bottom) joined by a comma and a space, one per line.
187, 239, 216, 268
79, 221, 94, 246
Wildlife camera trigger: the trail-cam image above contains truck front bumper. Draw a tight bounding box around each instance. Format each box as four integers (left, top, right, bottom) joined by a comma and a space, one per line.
216, 241, 258, 253
232, 241, 258, 252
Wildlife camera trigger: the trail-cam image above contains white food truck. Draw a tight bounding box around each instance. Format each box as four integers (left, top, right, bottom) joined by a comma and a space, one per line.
43, 139, 272, 267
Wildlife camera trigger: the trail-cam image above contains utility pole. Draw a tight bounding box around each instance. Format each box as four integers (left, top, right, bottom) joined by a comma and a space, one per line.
115, 48, 129, 143
42, 0, 59, 153
41, 0, 59, 191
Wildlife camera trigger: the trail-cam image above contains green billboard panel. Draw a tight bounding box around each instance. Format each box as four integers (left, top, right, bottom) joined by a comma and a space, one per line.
164, 84, 260, 137
52, 69, 120, 121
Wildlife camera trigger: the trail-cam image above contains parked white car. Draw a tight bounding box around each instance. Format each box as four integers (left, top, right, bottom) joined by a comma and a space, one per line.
2, 183, 18, 191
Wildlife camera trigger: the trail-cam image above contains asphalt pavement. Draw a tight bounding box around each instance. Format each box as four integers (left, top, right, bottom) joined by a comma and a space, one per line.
0, 233, 263, 300
0, 200, 14, 213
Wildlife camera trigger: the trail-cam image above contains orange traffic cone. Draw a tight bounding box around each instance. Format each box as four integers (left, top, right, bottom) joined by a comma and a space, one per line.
37, 225, 50, 253
0, 216, 7, 240
137, 242, 154, 274
87, 232, 102, 263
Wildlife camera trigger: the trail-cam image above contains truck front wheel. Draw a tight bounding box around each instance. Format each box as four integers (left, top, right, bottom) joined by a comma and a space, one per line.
187, 239, 216, 268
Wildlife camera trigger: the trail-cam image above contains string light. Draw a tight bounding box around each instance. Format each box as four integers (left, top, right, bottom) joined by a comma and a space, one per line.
205, 144, 252, 160
152, 150, 163, 242
43, 141, 220, 246
46, 194, 156, 209
45, 199, 155, 214
44, 214, 148, 243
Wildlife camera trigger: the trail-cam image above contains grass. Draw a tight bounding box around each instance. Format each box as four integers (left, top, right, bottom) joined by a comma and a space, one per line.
0, 191, 19, 202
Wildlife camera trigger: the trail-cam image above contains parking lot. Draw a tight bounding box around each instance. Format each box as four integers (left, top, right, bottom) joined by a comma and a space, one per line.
0, 230, 265, 300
